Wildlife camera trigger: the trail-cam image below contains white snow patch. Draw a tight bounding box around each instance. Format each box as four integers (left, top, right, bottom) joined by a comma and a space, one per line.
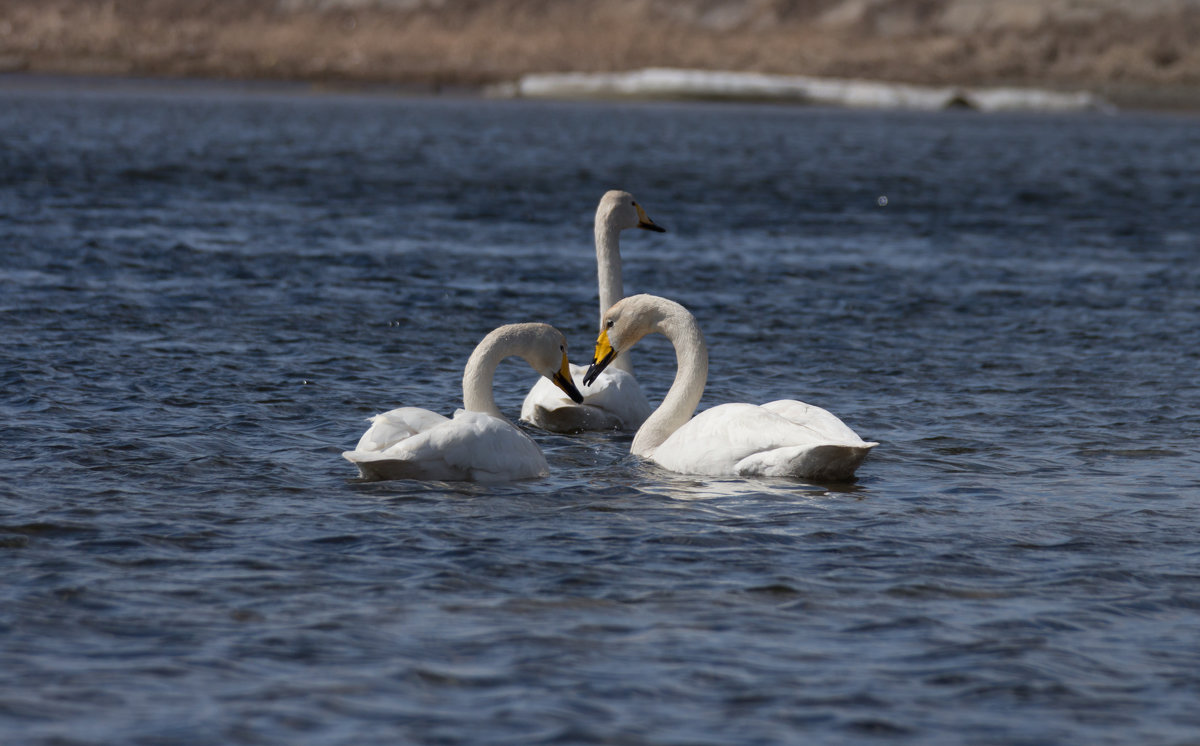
490, 68, 1112, 113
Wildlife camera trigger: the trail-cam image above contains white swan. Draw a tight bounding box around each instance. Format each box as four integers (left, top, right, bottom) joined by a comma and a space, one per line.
344, 323, 584, 482
521, 190, 664, 433
583, 295, 877, 481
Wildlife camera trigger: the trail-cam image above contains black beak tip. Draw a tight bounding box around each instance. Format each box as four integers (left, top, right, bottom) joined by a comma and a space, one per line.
641, 223, 666, 233
555, 373, 585, 404
584, 349, 616, 386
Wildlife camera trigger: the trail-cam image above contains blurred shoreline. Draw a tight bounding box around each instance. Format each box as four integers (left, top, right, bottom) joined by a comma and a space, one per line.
3, 0, 1199, 111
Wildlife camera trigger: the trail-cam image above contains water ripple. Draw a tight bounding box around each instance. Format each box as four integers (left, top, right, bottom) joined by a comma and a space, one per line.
2, 87, 1199, 746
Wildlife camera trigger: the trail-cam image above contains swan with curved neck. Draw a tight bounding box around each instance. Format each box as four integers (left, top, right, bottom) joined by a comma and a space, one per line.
345, 323, 583, 482
521, 190, 663, 433
584, 295, 876, 481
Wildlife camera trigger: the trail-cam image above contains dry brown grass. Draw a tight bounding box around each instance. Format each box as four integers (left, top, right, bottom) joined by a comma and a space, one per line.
2, 0, 1198, 106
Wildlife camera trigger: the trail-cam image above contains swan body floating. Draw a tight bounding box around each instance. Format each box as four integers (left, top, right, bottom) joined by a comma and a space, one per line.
584, 295, 876, 481
521, 190, 664, 433
344, 323, 583, 482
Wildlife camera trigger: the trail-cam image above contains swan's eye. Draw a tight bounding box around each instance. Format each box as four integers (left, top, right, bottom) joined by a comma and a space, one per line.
606, 319, 614, 329
560, 344, 565, 352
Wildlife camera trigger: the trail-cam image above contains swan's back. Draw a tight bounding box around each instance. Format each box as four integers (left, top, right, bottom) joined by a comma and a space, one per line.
650, 401, 875, 481
580, 365, 653, 425
344, 409, 548, 482
353, 407, 450, 452
760, 399, 873, 445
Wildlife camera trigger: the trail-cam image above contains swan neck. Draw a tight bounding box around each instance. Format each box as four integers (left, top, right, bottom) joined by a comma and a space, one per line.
596, 221, 624, 316
461, 332, 509, 420
631, 307, 708, 457
595, 219, 634, 375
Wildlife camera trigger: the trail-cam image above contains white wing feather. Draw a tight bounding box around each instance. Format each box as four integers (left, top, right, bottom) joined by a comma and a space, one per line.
344, 409, 547, 482
650, 402, 876, 481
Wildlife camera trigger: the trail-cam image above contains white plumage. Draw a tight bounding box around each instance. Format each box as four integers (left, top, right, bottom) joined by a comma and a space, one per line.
521, 363, 649, 433
345, 323, 583, 482
521, 190, 663, 433
583, 295, 876, 481
346, 408, 550, 482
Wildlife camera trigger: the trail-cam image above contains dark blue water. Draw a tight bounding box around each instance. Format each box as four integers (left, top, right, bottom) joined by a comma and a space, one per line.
3, 80, 1200, 745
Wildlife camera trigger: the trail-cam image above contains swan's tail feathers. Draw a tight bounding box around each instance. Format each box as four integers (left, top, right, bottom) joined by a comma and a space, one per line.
736, 442, 877, 482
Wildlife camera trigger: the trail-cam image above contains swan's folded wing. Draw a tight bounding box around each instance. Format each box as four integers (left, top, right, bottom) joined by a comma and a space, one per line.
353, 407, 450, 452
578, 366, 652, 428
443, 411, 550, 481
401, 410, 548, 481
733, 443, 875, 481
760, 399, 876, 447
653, 402, 874, 480
345, 411, 548, 482
344, 407, 458, 480
652, 403, 792, 475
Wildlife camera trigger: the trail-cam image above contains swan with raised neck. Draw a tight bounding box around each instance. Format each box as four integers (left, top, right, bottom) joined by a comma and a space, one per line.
519, 191, 663, 433
585, 294, 876, 481
586, 295, 707, 456
594, 189, 664, 376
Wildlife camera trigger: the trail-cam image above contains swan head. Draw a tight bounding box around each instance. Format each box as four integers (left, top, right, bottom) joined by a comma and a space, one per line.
552, 356, 585, 404
583, 294, 676, 386
528, 326, 585, 404
585, 327, 619, 386
598, 190, 666, 234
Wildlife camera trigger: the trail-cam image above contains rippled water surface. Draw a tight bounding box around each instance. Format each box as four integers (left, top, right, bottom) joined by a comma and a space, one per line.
2, 81, 1199, 745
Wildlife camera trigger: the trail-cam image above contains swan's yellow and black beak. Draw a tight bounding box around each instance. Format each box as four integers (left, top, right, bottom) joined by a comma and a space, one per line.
552, 353, 585, 403
635, 203, 666, 233
583, 330, 616, 386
